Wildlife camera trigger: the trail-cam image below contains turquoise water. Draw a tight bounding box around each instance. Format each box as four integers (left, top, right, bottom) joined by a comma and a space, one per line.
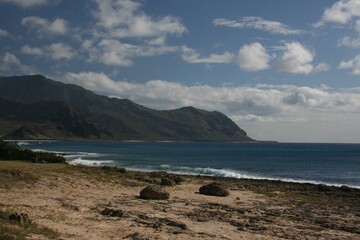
21, 141, 360, 188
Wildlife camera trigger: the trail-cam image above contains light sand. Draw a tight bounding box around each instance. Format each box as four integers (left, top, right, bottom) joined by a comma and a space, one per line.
0, 162, 359, 240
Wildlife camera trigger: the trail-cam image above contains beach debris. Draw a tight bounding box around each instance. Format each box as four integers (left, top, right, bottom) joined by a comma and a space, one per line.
124, 232, 149, 240
199, 182, 230, 197
161, 177, 176, 186
8, 212, 30, 225
101, 208, 125, 217
139, 185, 170, 200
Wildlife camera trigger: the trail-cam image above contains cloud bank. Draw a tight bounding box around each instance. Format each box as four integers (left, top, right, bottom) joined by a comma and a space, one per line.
213, 16, 305, 35
60, 71, 360, 142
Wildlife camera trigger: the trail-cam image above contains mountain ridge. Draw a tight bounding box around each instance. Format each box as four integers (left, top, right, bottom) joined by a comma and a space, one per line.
0, 75, 254, 142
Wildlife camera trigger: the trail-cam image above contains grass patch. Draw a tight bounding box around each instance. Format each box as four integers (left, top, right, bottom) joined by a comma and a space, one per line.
0, 169, 38, 189
0, 207, 60, 240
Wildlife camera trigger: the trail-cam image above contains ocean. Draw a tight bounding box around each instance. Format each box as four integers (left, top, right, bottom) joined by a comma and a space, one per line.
20, 141, 360, 189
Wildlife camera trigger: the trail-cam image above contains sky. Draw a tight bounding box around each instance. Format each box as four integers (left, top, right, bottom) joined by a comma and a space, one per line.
1, 0, 360, 143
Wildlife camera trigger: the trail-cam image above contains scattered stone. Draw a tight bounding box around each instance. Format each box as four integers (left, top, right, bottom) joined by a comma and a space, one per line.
140, 185, 170, 200
161, 177, 176, 186
8, 212, 30, 225
101, 208, 124, 217
168, 175, 185, 184
124, 232, 149, 240
199, 182, 230, 197
158, 218, 189, 230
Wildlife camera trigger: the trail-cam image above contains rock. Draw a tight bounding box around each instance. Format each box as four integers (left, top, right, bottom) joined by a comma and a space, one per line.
159, 218, 189, 230
8, 212, 30, 225
199, 182, 230, 197
139, 185, 170, 200
169, 175, 185, 184
101, 208, 124, 217
161, 177, 176, 186
317, 184, 332, 192
340, 185, 352, 192
124, 232, 149, 240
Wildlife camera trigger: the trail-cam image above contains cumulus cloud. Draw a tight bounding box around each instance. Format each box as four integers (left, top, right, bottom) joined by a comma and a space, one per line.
60, 71, 360, 142
0, 28, 9, 37
90, 39, 177, 66
237, 42, 271, 71
213, 16, 305, 35
276, 42, 315, 75
0, 0, 56, 8
61, 71, 360, 114
21, 43, 76, 60
0, 52, 35, 74
94, 0, 187, 38
21, 16, 68, 36
315, 0, 360, 26
181, 46, 234, 64
339, 55, 360, 74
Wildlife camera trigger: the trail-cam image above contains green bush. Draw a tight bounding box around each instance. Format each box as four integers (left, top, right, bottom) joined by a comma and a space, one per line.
0, 141, 65, 163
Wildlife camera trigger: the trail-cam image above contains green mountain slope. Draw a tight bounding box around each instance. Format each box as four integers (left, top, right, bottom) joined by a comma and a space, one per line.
0, 75, 253, 141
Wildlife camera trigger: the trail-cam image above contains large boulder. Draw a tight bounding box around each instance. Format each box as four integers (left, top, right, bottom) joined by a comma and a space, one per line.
199, 182, 230, 197
161, 177, 176, 186
140, 185, 170, 200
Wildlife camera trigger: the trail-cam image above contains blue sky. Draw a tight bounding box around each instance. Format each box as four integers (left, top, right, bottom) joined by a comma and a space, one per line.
1, 0, 360, 143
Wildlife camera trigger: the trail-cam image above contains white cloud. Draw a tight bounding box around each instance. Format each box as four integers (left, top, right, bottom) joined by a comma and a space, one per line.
21, 43, 76, 60
314, 63, 330, 73
47, 43, 75, 60
21, 45, 44, 55
315, 0, 360, 26
21, 16, 68, 36
0, 28, 9, 37
237, 42, 271, 71
276, 42, 315, 75
91, 39, 177, 66
181, 46, 234, 64
0, 52, 35, 74
339, 55, 360, 74
338, 36, 360, 49
60, 71, 360, 142
213, 16, 305, 35
94, 0, 187, 38
0, 0, 56, 8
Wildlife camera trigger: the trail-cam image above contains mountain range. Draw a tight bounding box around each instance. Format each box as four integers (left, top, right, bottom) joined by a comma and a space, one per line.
0, 75, 253, 141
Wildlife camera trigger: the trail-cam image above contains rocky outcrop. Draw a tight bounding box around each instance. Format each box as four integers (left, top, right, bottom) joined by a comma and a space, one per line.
199, 182, 230, 197
161, 177, 176, 186
140, 185, 170, 200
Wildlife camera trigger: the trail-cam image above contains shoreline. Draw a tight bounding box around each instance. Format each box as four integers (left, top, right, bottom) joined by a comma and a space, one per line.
68, 161, 360, 190
1, 161, 359, 239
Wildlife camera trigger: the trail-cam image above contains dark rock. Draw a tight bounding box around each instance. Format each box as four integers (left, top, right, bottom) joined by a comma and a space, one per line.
317, 184, 332, 192
8, 212, 30, 225
161, 177, 176, 186
199, 182, 230, 197
169, 175, 186, 184
159, 218, 189, 230
340, 185, 352, 192
124, 232, 149, 240
101, 208, 124, 217
139, 185, 170, 200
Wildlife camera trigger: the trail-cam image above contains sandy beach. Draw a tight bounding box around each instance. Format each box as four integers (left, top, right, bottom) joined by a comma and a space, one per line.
0, 161, 359, 240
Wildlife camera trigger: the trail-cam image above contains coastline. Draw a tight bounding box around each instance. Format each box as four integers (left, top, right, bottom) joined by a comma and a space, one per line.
1, 161, 359, 239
